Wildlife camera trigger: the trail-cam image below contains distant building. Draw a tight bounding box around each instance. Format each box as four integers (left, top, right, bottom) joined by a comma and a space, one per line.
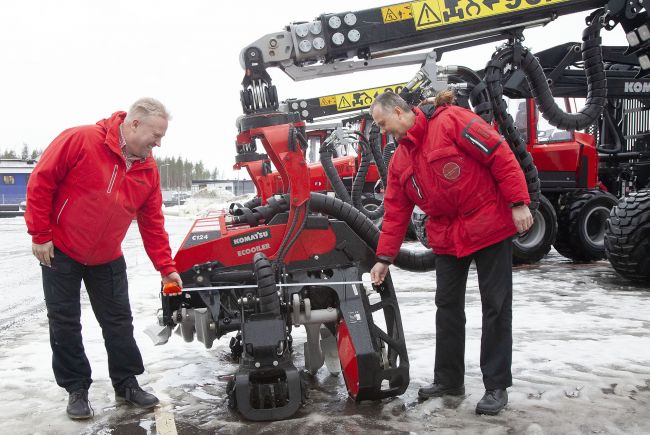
191, 179, 255, 196
0, 159, 36, 209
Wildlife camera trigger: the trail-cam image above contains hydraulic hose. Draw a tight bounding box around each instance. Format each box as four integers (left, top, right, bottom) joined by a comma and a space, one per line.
350, 137, 382, 218
367, 124, 389, 188
453, 66, 493, 123
484, 55, 541, 212
481, 9, 607, 213
350, 133, 385, 220
309, 192, 435, 272
522, 9, 607, 131
232, 192, 436, 272
231, 195, 290, 226
382, 141, 396, 169
319, 144, 352, 204
242, 196, 261, 210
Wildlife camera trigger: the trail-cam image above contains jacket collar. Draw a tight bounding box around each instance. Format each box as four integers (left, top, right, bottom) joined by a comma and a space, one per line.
397, 105, 453, 149
99, 111, 155, 170
398, 107, 428, 149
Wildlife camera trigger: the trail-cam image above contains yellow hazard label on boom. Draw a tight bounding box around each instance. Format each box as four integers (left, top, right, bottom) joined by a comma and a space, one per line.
381, 3, 413, 23
319, 96, 336, 106
319, 83, 407, 111
412, 0, 570, 31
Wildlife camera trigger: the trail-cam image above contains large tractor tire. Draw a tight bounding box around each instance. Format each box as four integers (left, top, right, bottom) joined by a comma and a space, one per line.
554, 189, 619, 261
513, 194, 557, 264
253, 253, 280, 314
605, 189, 650, 283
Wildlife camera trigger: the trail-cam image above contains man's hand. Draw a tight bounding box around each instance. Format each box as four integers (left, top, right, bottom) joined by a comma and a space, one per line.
162, 271, 183, 286
32, 241, 54, 267
370, 262, 390, 285
162, 272, 183, 296
512, 205, 534, 234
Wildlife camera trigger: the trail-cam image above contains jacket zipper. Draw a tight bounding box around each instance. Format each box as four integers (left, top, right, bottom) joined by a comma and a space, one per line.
107, 164, 118, 193
411, 176, 424, 200
56, 198, 69, 224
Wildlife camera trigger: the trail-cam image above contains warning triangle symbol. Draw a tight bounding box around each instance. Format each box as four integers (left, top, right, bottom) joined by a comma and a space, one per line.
338, 95, 352, 110
417, 3, 442, 27
384, 9, 399, 22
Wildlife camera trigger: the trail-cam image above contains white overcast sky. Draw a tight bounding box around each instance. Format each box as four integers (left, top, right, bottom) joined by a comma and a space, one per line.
0, 1, 627, 174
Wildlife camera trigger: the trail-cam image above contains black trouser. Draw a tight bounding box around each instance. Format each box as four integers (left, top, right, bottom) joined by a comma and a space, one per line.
42, 248, 144, 393
433, 237, 513, 390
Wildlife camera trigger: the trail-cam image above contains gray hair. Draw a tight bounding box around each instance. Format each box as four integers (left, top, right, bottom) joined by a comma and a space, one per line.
125, 97, 171, 122
369, 91, 410, 115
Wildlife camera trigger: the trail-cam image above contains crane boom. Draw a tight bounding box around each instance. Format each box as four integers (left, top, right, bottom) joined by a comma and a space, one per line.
239, 0, 650, 114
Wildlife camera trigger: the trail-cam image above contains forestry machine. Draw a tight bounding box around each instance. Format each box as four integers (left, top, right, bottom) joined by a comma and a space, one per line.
151, 0, 650, 422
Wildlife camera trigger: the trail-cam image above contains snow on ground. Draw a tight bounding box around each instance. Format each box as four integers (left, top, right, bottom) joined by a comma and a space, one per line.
162, 192, 254, 218
1, 208, 649, 434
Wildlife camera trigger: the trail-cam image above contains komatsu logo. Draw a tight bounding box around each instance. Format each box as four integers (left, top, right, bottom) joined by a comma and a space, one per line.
230, 229, 271, 247
624, 81, 650, 93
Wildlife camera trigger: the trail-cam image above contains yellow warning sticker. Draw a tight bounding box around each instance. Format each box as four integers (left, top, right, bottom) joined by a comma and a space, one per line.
319, 84, 407, 111
412, 0, 570, 31
381, 3, 413, 23
319, 96, 336, 106
338, 95, 353, 110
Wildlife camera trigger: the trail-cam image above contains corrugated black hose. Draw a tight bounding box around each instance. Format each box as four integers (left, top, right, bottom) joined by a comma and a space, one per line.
482, 9, 607, 213
232, 192, 436, 272
319, 143, 353, 204
350, 133, 385, 220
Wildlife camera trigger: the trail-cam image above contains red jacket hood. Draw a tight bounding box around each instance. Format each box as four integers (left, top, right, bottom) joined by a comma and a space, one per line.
399, 107, 430, 150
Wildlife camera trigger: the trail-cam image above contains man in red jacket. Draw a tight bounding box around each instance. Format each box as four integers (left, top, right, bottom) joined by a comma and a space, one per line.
25, 98, 183, 420
369, 91, 533, 415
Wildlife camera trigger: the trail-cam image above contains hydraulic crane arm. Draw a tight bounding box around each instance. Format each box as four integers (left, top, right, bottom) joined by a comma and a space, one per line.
239, 0, 650, 114
242, 0, 603, 74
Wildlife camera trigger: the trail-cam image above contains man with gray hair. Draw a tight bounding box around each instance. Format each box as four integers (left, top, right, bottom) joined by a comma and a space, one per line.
25, 98, 182, 419
369, 90, 532, 416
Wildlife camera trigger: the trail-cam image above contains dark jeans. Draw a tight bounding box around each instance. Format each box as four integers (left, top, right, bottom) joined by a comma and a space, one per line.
42, 248, 144, 393
433, 238, 513, 390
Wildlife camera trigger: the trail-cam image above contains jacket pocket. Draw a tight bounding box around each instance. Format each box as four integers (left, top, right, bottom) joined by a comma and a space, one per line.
426, 147, 464, 185
109, 256, 128, 298
50, 248, 74, 274
399, 167, 426, 203
462, 118, 503, 156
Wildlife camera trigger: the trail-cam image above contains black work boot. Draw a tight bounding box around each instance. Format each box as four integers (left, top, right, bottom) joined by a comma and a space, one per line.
418, 383, 465, 399
115, 379, 159, 409
67, 389, 93, 420
476, 389, 508, 415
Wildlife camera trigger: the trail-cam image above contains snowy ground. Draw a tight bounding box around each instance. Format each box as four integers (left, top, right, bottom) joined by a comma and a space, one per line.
1, 210, 649, 435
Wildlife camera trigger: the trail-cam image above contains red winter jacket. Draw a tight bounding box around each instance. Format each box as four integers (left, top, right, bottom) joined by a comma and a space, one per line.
377, 105, 530, 260
25, 112, 176, 276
